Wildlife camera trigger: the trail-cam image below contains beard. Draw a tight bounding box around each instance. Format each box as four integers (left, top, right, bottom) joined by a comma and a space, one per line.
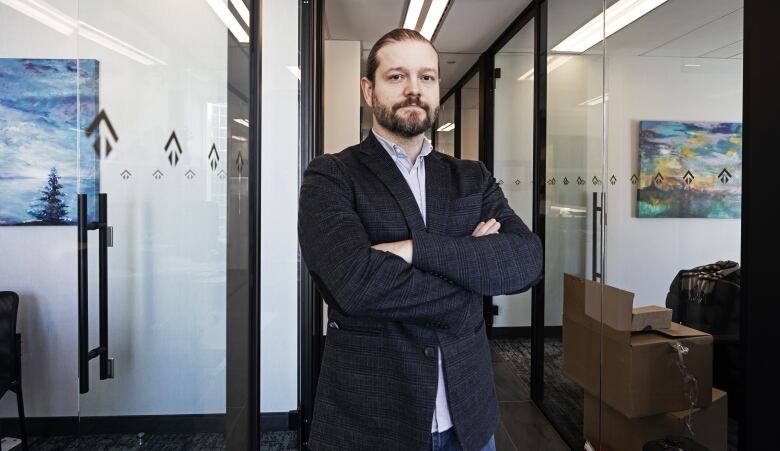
372, 92, 440, 138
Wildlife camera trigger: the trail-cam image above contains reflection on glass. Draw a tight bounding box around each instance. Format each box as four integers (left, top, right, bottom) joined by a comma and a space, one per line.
543, 0, 605, 448
602, 1, 743, 450
460, 71, 479, 160
436, 95, 455, 156
489, 18, 536, 416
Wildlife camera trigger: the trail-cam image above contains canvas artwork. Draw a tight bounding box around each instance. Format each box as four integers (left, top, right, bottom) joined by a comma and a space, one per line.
637, 120, 742, 219
0, 58, 100, 225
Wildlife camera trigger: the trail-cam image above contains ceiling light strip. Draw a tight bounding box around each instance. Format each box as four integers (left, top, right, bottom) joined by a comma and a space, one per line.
206, 0, 249, 43
230, 0, 250, 27
419, 0, 450, 40
403, 0, 424, 30
553, 0, 669, 53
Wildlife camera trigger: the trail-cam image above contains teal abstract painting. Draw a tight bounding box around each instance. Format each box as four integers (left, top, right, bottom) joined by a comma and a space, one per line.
0, 58, 100, 225
637, 120, 742, 219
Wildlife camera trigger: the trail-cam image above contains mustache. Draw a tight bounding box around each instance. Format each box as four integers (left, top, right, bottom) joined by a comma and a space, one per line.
393, 98, 430, 112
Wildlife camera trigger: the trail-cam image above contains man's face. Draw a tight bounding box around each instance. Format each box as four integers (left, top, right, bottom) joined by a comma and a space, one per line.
362, 40, 440, 138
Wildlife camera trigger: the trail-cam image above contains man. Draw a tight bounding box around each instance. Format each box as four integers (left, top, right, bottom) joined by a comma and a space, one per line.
298, 28, 542, 451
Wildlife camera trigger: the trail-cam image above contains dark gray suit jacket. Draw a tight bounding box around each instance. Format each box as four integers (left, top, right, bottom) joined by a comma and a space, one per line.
298, 131, 542, 451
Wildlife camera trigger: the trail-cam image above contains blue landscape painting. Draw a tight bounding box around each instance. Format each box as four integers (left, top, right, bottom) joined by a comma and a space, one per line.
0, 58, 100, 225
637, 120, 742, 219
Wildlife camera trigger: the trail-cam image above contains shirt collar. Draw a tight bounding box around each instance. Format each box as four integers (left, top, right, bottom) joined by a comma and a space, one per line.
372, 128, 433, 162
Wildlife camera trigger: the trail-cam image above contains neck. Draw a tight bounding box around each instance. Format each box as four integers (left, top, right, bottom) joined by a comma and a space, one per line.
372, 122, 425, 163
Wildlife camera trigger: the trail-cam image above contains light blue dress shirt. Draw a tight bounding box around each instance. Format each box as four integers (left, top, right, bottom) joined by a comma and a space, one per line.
372, 129, 454, 433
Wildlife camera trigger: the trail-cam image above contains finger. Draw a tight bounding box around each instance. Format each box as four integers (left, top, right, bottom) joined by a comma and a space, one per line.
472, 221, 485, 236
475, 218, 496, 236
485, 221, 501, 235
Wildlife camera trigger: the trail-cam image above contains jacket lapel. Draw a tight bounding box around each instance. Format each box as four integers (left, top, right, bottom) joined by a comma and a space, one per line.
424, 152, 450, 235
357, 132, 426, 232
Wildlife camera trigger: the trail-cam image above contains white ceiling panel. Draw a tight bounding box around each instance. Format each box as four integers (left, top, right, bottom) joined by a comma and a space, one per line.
582, 0, 742, 57
644, 7, 743, 57
701, 40, 743, 59
434, 0, 532, 53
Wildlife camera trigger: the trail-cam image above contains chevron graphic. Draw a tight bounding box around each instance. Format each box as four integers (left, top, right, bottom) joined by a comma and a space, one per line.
208, 143, 220, 171
164, 131, 183, 167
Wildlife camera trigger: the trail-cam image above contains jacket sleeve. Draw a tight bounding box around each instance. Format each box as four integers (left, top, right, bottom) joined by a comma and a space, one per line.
298, 154, 470, 327
411, 161, 543, 296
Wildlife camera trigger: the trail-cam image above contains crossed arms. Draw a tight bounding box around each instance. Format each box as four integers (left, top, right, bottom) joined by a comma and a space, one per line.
297, 154, 543, 327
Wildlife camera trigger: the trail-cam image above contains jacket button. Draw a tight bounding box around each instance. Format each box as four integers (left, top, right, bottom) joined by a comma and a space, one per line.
424, 346, 436, 358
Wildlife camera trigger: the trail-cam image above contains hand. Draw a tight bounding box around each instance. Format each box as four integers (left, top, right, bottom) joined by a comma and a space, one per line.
472, 218, 501, 237
371, 239, 413, 264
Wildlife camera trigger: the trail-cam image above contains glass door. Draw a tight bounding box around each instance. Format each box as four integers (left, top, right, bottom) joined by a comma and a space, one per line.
1, 0, 260, 449
541, 0, 606, 448
73, 0, 253, 447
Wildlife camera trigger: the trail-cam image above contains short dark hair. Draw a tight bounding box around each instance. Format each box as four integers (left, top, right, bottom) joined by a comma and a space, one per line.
365, 28, 440, 84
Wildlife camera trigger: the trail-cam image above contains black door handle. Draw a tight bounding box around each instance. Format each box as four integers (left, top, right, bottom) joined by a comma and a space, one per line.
77, 193, 111, 394
592, 191, 603, 282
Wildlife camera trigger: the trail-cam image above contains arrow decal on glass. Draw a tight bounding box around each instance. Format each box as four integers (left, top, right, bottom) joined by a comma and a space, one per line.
164, 131, 183, 167
85, 109, 119, 159
209, 144, 220, 171
683, 170, 695, 185
719, 168, 732, 184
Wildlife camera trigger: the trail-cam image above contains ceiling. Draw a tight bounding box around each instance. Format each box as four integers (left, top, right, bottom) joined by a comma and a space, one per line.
324, 0, 533, 96
325, 0, 743, 102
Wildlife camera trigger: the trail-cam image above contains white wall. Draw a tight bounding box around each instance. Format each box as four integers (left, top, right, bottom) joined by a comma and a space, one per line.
324, 40, 361, 155
260, 0, 300, 413
603, 56, 742, 307
0, 0, 229, 417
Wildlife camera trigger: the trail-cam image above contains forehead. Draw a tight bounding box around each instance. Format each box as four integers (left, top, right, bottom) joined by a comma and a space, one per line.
376, 40, 438, 72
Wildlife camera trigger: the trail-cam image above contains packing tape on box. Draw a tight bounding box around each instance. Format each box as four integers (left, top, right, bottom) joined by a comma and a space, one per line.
670, 340, 700, 437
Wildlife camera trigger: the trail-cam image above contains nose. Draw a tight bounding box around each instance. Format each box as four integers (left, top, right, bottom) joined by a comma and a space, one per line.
404, 76, 421, 97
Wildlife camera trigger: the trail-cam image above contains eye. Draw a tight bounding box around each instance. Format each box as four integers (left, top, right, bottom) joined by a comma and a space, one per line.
423, 75, 435, 81
390, 74, 403, 81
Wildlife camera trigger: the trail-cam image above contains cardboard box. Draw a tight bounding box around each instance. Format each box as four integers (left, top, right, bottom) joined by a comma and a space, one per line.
562, 273, 713, 418
584, 388, 728, 451
631, 306, 673, 332
577, 274, 671, 332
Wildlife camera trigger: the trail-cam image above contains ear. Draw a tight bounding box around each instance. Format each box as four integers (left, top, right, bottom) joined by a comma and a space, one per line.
360, 77, 374, 107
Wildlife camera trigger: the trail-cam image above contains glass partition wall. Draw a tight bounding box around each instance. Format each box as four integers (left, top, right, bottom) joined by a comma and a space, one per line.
540, 0, 743, 450
541, 0, 606, 448
0, 0, 260, 448
600, 1, 743, 450
435, 95, 456, 156
460, 71, 480, 161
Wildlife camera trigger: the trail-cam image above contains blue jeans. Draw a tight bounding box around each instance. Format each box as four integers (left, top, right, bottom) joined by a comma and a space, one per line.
431, 428, 496, 451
